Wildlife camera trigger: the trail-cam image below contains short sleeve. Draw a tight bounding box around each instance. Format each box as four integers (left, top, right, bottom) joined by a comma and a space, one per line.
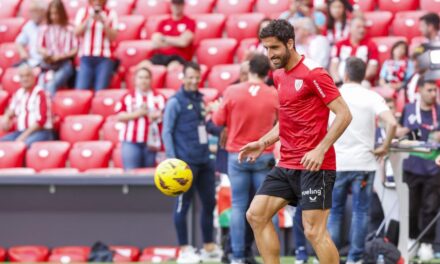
308, 69, 340, 105
75, 7, 87, 26
372, 92, 390, 116
15, 22, 30, 45
109, 10, 118, 30
368, 40, 379, 65
186, 18, 196, 33
114, 94, 128, 113
330, 41, 341, 62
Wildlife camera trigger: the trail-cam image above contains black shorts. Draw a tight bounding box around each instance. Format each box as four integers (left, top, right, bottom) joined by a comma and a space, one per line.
257, 167, 336, 210
150, 54, 187, 66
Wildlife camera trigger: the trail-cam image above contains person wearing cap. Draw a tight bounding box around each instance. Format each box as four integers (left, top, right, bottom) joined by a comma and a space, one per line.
147, 0, 196, 70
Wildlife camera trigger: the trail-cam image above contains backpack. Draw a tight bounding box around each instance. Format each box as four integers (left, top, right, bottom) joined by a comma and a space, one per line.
88, 241, 114, 262
363, 237, 402, 264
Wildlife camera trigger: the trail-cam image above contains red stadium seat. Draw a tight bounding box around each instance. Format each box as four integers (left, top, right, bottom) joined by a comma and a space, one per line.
62, 0, 87, 21
91, 89, 128, 118
135, 0, 170, 18
0, 0, 21, 19
378, 0, 418, 13
392, 11, 427, 41
352, 0, 376, 12
0, 247, 5, 262
143, 15, 170, 39
0, 168, 36, 174
1, 67, 21, 94
49, 246, 90, 263
112, 143, 123, 168
0, 90, 10, 115
0, 141, 26, 168
111, 246, 141, 262
0, 18, 26, 44
69, 141, 113, 172
216, 0, 254, 16
102, 116, 124, 145
125, 65, 167, 91
39, 168, 80, 175
364, 11, 393, 38
53, 90, 93, 119
371, 36, 407, 66
207, 64, 241, 94
192, 14, 226, 46
26, 141, 71, 172
156, 88, 177, 100
0, 42, 20, 72
128, 167, 156, 175
165, 64, 209, 90
184, 0, 216, 15
85, 168, 124, 175
8, 246, 50, 262
20, 0, 51, 19
115, 40, 154, 74
196, 38, 238, 69
199, 88, 219, 103
106, 0, 136, 16
420, 0, 440, 12
255, 0, 289, 17
60, 115, 104, 144
237, 38, 259, 62
226, 13, 265, 42
115, 15, 146, 44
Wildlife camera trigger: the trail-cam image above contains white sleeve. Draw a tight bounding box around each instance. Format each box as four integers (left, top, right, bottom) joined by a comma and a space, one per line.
309, 36, 331, 68
372, 92, 390, 115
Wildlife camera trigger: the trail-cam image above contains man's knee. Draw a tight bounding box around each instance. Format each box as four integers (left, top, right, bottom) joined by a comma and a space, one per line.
246, 208, 268, 229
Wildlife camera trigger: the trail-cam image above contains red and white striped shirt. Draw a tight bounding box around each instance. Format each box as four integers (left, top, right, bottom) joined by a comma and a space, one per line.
38, 24, 78, 57
74, 6, 118, 58
9, 86, 53, 131
115, 90, 165, 143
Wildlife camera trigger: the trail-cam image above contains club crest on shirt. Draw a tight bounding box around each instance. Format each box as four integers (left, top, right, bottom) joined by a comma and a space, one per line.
178, 24, 187, 32
295, 79, 303, 91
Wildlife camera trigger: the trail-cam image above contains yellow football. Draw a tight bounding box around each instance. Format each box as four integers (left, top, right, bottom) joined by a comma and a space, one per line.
154, 159, 193, 196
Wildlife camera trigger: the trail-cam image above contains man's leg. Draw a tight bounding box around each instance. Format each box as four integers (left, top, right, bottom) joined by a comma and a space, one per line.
121, 142, 144, 170
0, 131, 22, 141
94, 58, 114, 91
246, 195, 289, 264
302, 209, 339, 264
348, 171, 374, 262
75, 56, 94, 90
24, 130, 53, 148
327, 171, 350, 248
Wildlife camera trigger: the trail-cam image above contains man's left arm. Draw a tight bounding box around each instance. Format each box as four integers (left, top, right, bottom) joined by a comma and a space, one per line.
17, 90, 48, 142
163, 30, 194, 48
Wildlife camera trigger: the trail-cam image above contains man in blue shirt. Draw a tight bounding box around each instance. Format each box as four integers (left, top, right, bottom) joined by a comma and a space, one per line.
400, 76, 440, 261
162, 62, 221, 264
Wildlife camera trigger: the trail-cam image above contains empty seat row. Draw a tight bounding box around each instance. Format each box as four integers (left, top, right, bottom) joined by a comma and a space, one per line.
0, 245, 179, 262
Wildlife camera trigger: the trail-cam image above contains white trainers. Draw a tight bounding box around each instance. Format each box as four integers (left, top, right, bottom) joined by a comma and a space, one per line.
200, 245, 223, 262
230, 259, 246, 264
418, 243, 434, 261
177, 246, 201, 264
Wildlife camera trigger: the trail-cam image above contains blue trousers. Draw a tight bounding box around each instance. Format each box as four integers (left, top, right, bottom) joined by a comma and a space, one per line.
121, 141, 157, 170
75, 56, 114, 91
0, 130, 54, 148
174, 161, 216, 246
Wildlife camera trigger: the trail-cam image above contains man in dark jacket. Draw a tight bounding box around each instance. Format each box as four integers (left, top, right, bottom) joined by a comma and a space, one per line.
162, 62, 222, 264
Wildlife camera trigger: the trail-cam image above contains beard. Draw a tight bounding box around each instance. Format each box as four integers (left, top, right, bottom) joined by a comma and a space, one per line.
271, 49, 291, 69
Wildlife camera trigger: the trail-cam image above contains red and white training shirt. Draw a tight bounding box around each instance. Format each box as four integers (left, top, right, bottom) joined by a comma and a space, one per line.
274, 56, 340, 170
115, 90, 165, 143
9, 86, 52, 131
74, 6, 118, 58
38, 24, 78, 57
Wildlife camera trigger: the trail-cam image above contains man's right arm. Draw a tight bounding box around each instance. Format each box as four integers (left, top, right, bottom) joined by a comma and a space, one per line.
162, 98, 180, 159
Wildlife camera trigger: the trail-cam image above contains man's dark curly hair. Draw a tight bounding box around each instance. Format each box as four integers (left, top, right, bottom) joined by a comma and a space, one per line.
259, 19, 295, 46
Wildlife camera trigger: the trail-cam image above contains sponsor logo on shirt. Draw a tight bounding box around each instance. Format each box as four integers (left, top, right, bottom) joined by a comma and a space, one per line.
295, 79, 303, 91
301, 188, 322, 197
313, 80, 326, 98
178, 24, 187, 33
164, 25, 172, 31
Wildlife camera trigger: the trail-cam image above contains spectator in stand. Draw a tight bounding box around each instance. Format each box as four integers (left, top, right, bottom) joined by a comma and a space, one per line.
379, 41, 413, 91
211, 54, 278, 264
293, 17, 331, 68
279, 0, 326, 29
0, 65, 53, 147
162, 62, 222, 264
328, 57, 397, 264
115, 67, 165, 170
15, 0, 46, 67
404, 49, 425, 104
323, 0, 352, 46
74, 0, 118, 91
419, 13, 440, 43
398, 76, 440, 262
37, 0, 78, 97
245, 19, 271, 60
144, 0, 195, 70
330, 16, 379, 85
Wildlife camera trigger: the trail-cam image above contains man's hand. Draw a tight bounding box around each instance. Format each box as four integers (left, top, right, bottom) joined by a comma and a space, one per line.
238, 141, 265, 163
372, 145, 389, 158
0, 116, 11, 131
301, 148, 325, 171
207, 99, 222, 113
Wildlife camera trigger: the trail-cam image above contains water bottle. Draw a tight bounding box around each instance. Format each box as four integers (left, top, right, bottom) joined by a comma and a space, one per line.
376, 254, 385, 264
